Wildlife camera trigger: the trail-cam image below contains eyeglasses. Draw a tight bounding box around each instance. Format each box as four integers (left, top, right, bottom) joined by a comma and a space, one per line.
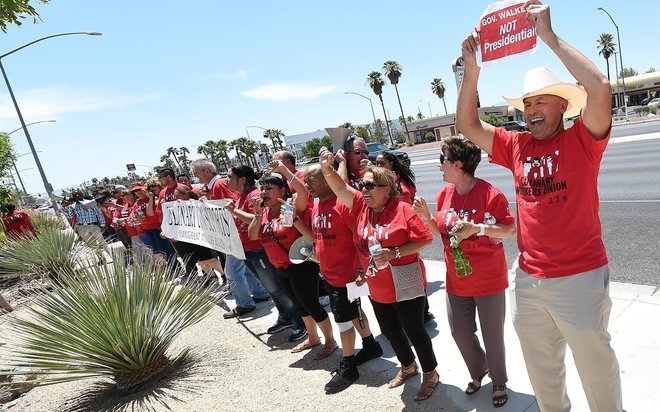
439, 153, 453, 163
348, 149, 369, 156
358, 181, 387, 191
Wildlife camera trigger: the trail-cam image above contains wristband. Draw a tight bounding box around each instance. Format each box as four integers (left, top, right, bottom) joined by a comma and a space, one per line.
477, 224, 487, 236
394, 247, 401, 259
323, 170, 335, 177
422, 216, 434, 225
292, 216, 300, 223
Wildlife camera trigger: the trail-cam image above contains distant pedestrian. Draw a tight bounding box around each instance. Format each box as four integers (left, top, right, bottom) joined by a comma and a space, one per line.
1, 204, 36, 239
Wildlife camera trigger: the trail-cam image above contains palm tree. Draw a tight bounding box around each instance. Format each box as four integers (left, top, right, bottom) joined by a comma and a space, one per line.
366, 71, 394, 146
596, 33, 616, 81
215, 140, 232, 170
431, 78, 448, 115
165, 147, 183, 171
263, 129, 285, 151
229, 139, 246, 166
197, 140, 218, 166
339, 122, 355, 131
178, 146, 191, 174
382, 60, 410, 141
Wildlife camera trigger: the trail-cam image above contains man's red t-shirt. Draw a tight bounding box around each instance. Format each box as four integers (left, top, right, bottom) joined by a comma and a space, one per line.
490, 118, 609, 278
313, 195, 359, 287
433, 179, 514, 296
350, 192, 433, 304
208, 176, 238, 201
235, 187, 263, 252
2, 210, 35, 238
157, 183, 189, 222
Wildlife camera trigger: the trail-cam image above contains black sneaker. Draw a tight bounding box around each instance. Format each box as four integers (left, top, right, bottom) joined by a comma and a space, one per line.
325, 359, 359, 394
354, 341, 383, 366
424, 311, 435, 324
288, 328, 308, 342
267, 320, 292, 334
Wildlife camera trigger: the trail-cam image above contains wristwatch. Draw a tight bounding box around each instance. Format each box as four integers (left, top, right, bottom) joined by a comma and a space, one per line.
477, 224, 487, 237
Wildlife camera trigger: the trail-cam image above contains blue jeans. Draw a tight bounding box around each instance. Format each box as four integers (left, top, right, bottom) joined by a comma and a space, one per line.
142, 228, 175, 260
244, 248, 305, 331
225, 254, 269, 308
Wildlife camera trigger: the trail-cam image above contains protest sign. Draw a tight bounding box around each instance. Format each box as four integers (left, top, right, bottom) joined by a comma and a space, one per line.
161, 199, 245, 260
479, 0, 536, 64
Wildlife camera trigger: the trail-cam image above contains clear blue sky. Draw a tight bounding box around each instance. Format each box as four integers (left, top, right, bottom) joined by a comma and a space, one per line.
0, 0, 654, 194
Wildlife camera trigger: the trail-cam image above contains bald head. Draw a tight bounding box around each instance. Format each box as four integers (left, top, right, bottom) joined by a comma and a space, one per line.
303, 165, 332, 200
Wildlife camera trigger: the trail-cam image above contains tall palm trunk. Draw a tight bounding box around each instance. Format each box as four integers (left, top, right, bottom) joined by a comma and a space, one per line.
605, 58, 611, 81
392, 84, 409, 142
442, 97, 448, 115
378, 95, 394, 146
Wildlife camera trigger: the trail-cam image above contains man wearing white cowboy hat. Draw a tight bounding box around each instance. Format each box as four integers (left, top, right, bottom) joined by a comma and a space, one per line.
456, 1, 621, 412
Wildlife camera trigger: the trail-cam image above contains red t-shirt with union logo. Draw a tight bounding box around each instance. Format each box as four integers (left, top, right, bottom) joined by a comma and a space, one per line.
350, 191, 433, 304
434, 178, 513, 296
490, 118, 609, 278
313, 195, 359, 287
258, 208, 311, 269
235, 187, 263, 252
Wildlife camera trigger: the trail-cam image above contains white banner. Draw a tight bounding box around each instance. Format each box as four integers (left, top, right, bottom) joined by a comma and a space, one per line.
161, 199, 245, 260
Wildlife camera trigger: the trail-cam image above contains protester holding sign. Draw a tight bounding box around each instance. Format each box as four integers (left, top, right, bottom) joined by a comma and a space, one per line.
456, 1, 622, 410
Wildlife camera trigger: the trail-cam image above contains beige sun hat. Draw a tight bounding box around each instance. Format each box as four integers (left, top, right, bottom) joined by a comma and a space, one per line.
503, 67, 587, 119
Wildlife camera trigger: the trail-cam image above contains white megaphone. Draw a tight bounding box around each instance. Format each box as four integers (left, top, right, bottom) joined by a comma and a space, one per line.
325, 127, 353, 153
289, 236, 319, 264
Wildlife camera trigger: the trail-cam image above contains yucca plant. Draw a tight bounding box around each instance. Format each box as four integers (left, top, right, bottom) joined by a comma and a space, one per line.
0, 258, 216, 392
0, 227, 99, 281
27, 211, 67, 235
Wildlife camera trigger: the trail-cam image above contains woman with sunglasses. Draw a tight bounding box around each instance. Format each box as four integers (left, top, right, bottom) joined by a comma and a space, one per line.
319, 147, 438, 402
412, 136, 515, 408
247, 171, 337, 359
114, 189, 149, 262
375, 151, 417, 205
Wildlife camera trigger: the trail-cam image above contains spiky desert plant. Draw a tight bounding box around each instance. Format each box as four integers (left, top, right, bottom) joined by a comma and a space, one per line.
27, 211, 67, 235
0, 258, 216, 392
0, 227, 98, 281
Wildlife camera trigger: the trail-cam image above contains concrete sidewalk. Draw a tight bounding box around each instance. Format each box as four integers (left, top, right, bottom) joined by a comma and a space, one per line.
223, 259, 658, 411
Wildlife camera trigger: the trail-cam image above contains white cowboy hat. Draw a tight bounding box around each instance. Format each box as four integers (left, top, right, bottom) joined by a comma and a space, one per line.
503, 67, 587, 119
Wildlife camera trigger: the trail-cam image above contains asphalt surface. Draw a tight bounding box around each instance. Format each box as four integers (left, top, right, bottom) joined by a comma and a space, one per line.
412, 132, 660, 288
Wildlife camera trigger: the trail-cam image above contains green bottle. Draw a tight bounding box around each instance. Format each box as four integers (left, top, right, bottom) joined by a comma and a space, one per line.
450, 236, 473, 278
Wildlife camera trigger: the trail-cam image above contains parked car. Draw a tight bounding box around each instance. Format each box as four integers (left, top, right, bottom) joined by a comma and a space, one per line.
366, 142, 411, 166
641, 97, 652, 106
299, 156, 319, 165
647, 98, 660, 107
503, 120, 529, 131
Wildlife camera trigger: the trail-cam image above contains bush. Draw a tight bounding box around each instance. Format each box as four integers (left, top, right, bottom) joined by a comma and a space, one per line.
424, 132, 435, 143
0, 259, 216, 392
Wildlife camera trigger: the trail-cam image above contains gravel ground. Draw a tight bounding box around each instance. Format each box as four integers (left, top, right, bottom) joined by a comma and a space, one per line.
0, 294, 465, 412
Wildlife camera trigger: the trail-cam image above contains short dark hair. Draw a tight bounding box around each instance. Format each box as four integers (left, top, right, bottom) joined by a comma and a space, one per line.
177, 173, 191, 180
158, 168, 176, 179
441, 136, 482, 176
258, 174, 292, 199
278, 151, 296, 167
231, 165, 261, 187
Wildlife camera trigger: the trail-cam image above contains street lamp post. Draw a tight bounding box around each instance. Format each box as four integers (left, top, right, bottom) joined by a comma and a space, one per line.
344, 91, 381, 140
598, 7, 628, 121
5, 120, 55, 206
247, 125, 272, 165
0, 32, 102, 212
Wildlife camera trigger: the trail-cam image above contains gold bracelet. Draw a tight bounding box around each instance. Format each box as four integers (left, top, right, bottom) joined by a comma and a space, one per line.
323, 170, 334, 177
422, 216, 434, 225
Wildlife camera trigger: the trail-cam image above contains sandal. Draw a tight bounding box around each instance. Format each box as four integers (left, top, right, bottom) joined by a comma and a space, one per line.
388, 362, 419, 388
291, 337, 321, 353
414, 370, 440, 402
493, 384, 508, 408
313, 340, 338, 360
465, 369, 489, 396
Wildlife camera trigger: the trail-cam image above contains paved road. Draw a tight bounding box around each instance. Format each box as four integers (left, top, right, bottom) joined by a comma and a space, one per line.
412, 134, 660, 287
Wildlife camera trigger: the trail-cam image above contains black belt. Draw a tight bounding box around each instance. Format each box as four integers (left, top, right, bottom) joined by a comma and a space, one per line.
79, 222, 99, 226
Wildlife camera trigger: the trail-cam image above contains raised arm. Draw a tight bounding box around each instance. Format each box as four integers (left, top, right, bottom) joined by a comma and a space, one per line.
269, 160, 309, 215
412, 196, 442, 236
247, 198, 264, 241
525, 1, 612, 139
456, 28, 497, 155
319, 147, 357, 209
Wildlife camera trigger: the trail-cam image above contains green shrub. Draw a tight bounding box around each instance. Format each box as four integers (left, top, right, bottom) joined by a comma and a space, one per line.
0, 259, 216, 392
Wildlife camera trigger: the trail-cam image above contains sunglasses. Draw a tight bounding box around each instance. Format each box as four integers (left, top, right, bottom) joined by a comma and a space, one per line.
349, 149, 369, 156
439, 153, 454, 163
358, 181, 387, 191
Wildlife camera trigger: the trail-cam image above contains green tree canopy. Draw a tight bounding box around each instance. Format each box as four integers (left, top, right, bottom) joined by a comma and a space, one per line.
0, 0, 49, 32
481, 114, 505, 127
302, 136, 332, 158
